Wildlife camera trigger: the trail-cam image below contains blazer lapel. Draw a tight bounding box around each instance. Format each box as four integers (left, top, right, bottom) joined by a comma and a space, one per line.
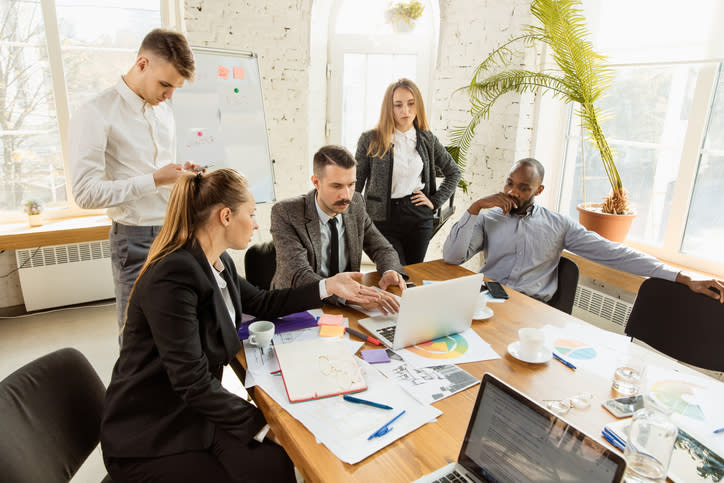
304, 191, 323, 272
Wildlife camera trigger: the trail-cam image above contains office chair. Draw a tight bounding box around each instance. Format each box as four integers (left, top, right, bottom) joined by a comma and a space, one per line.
547, 257, 580, 315
625, 277, 724, 372
432, 191, 455, 237
0, 347, 112, 482
244, 241, 277, 290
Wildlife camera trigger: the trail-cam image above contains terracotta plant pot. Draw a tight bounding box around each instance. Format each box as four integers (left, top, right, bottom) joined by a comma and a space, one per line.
577, 203, 635, 243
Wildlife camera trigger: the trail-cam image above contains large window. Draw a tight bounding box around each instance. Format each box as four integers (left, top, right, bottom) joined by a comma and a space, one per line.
0, 0, 161, 219
328, 0, 437, 152
553, 1, 724, 274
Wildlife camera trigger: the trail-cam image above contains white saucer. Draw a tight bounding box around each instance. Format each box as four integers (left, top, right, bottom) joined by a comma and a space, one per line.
473, 305, 494, 320
507, 341, 553, 364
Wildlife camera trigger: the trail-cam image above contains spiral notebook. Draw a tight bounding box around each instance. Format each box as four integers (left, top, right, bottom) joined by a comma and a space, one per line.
274, 338, 367, 403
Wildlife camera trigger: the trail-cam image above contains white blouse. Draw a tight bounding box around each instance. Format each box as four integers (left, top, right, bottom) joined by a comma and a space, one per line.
391, 129, 425, 198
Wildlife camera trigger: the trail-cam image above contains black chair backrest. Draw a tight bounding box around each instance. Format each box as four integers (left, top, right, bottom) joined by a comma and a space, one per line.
547, 257, 580, 314
432, 191, 455, 237
244, 241, 277, 290
625, 277, 724, 372
0, 348, 106, 482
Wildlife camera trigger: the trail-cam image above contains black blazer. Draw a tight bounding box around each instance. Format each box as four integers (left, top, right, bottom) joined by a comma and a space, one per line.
100, 242, 322, 458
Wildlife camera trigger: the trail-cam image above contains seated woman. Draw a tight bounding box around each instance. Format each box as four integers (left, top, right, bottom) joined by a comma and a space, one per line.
355, 78, 461, 265
100, 169, 378, 482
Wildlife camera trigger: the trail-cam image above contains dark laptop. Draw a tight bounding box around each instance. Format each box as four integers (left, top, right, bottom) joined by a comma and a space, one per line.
415, 373, 626, 483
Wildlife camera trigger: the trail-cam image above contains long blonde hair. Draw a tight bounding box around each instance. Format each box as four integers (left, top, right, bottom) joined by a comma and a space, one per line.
122, 169, 249, 331
366, 78, 430, 158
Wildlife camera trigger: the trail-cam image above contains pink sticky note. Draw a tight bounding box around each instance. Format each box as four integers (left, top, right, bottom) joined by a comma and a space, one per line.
319, 325, 345, 337
317, 314, 344, 326
233, 67, 244, 79
361, 349, 390, 364
217, 65, 230, 80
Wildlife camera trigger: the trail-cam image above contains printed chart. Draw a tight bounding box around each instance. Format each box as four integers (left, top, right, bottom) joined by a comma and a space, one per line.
397, 328, 499, 369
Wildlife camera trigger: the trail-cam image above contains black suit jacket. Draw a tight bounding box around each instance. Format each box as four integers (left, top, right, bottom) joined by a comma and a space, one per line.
100, 242, 322, 458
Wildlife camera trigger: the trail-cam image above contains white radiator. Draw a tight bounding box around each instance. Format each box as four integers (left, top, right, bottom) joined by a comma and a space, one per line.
15, 241, 114, 311
572, 284, 634, 335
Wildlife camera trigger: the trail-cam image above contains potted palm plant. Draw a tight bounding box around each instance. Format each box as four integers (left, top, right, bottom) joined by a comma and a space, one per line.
450, 0, 634, 242
24, 199, 43, 227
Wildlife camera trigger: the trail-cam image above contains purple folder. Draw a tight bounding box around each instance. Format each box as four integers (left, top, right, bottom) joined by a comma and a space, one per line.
237, 311, 318, 340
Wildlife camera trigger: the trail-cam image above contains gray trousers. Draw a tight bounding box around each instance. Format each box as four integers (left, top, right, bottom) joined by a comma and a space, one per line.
109, 222, 162, 343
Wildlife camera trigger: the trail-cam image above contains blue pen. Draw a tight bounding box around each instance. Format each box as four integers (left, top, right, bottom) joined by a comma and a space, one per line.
343, 394, 393, 410
603, 428, 627, 448
552, 352, 577, 370
714, 427, 724, 434
368, 410, 406, 440
602, 430, 625, 451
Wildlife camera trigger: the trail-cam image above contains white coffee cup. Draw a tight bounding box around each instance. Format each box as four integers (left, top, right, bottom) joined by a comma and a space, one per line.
518, 328, 545, 359
248, 321, 275, 348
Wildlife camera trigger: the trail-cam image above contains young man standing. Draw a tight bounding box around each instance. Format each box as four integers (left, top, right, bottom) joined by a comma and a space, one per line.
68, 29, 199, 338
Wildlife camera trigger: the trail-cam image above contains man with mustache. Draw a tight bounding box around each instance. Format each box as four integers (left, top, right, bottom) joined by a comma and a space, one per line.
443, 158, 724, 303
270, 145, 406, 312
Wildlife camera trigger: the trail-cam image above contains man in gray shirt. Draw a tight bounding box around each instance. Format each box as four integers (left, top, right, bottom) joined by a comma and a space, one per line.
443, 158, 724, 303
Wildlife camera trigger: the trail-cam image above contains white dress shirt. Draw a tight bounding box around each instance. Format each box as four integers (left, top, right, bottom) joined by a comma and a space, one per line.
391, 129, 424, 198
68, 77, 176, 226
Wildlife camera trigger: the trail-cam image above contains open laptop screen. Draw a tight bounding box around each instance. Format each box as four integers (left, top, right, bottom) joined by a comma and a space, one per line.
458, 374, 625, 482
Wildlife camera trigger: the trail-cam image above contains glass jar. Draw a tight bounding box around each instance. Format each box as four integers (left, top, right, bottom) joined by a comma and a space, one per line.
623, 406, 677, 482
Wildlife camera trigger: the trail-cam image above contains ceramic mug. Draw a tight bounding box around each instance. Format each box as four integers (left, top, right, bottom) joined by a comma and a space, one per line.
518, 328, 545, 360
248, 321, 275, 348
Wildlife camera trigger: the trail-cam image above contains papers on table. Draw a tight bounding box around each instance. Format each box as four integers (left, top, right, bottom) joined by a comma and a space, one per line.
395, 328, 500, 369
374, 349, 479, 405
253, 358, 442, 464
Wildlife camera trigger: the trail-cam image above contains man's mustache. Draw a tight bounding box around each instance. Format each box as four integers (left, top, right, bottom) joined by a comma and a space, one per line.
334, 199, 351, 206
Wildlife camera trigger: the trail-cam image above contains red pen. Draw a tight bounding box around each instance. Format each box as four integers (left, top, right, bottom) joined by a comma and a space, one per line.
345, 327, 382, 346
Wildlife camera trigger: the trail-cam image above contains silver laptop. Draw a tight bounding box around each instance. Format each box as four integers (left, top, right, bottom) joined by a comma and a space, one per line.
358, 273, 484, 350
415, 373, 627, 483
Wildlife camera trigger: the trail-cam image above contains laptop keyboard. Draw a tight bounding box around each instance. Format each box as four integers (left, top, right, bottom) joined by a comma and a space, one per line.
377, 325, 396, 342
433, 469, 469, 483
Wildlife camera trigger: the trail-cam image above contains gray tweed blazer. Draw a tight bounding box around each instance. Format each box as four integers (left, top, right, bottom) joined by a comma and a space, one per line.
269, 190, 404, 293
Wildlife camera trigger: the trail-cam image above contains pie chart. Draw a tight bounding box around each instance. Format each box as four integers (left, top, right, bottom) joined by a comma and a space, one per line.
553, 338, 597, 360
649, 380, 705, 420
407, 333, 469, 359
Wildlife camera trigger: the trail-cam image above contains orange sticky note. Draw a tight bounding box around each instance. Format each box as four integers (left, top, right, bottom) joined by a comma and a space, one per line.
233, 67, 244, 79
319, 325, 345, 337
217, 65, 230, 80
317, 314, 344, 326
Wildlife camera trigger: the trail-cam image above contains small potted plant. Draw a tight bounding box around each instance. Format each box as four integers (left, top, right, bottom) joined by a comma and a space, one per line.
24, 199, 43, 227
385, 0, 425, 33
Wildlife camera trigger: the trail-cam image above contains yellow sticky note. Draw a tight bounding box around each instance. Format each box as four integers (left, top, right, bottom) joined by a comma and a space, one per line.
319, 325, 345, 337
317, 314, 344, 326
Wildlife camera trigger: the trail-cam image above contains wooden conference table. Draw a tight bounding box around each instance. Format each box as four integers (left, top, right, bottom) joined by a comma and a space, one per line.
236, 260, 682, 482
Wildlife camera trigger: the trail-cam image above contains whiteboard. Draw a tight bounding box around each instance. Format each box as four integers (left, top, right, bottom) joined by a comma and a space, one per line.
172, 47, 275, 203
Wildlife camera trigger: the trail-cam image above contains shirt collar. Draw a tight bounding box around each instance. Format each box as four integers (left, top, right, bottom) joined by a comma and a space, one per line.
394, 128, 417, 144
313, 193, 342, 227
115, 76, 147, 113
208, 258, 227, 288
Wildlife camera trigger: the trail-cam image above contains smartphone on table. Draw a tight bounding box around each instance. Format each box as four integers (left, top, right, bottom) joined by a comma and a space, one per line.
482, 281, 509, 299
602, 395, 644, 418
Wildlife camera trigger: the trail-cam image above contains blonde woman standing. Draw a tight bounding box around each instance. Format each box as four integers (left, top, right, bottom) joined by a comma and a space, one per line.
355, 78, 461, 265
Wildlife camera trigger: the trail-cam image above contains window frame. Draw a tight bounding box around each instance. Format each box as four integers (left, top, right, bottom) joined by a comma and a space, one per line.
1, 0, 177, 223
542, 60, 724, 276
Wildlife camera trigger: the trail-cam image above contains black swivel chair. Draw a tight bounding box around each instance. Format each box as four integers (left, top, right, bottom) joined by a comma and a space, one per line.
547, 257, 580, 315
0, 348, 112, 482
244, 241, 277, 290
432, 192, 456, 237
624, 277, 724, 372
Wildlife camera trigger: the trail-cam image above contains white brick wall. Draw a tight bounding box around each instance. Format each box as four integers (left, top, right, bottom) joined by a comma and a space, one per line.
1, 1, 539, 308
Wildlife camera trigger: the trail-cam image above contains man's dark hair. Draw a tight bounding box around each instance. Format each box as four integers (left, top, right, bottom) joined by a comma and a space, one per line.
313, 145, 357, 177
139, 29, 195, 80
514, 157, 545, 183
